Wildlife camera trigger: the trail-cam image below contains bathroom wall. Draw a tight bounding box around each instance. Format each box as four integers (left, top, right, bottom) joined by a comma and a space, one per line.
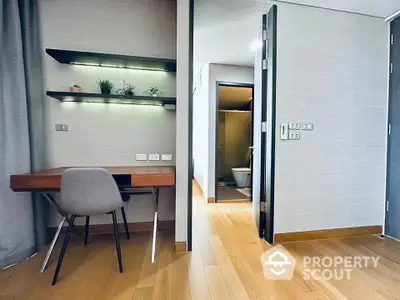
217, 111, 251, 182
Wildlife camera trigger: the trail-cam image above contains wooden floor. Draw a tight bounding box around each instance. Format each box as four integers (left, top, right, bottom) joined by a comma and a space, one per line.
2, 184, 400, 299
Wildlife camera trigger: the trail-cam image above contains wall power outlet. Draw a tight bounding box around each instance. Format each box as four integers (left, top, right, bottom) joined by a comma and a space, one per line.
149, 154, 160, 161
136, 154, 147, 161
161, 154, 173, 161
288, 132, 300, 140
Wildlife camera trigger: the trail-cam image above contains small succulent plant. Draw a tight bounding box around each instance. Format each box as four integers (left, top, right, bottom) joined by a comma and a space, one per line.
97, 79, 114, 94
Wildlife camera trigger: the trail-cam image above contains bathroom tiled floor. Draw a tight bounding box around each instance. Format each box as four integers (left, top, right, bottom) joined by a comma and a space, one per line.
217, 185, 250, 201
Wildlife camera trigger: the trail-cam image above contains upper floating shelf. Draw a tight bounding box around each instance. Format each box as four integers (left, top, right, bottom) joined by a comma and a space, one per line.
45, 48, 176, 72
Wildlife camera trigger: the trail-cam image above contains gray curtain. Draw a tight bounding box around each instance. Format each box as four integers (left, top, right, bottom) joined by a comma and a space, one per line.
0, 0, 47, 268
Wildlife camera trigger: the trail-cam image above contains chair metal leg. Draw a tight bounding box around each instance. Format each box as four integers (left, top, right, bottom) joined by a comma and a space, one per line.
112, 211, 123, 273
52, 215, 76, 285
84, 216, 90, 245
151, 211, 158, 263
120, 207, 130, 240
40, 217, 66, 273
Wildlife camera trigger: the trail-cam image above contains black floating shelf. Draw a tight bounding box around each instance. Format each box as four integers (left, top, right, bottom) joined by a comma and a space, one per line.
46, 48, 176, 72
46, 91, 176, 106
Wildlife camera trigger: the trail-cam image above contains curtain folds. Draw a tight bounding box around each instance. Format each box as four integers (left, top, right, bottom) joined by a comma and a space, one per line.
0, 0, 47, 268
18, 0, 48, 252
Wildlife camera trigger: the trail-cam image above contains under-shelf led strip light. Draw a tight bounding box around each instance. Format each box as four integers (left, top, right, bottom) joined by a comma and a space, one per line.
70, 61, 167, 72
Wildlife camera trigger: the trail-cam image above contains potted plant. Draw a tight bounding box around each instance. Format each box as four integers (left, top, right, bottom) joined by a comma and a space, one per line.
144, 86, 161, 97
97, 79, 114, 94
70, 84, 82, 93
116, 81, 135, 96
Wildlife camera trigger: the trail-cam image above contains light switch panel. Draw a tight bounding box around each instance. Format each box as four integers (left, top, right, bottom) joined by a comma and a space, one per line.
280, 123, 289, 140
149, 154, 160, 161
161, 154, 173, 161
136, 154, 147, 161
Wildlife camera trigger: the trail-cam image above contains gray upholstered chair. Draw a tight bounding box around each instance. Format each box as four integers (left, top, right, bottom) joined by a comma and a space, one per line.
52, 168, 124, 285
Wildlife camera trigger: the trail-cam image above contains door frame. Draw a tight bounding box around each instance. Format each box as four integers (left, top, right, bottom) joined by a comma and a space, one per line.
215, 81, 255, 203
187, 0, 194, 251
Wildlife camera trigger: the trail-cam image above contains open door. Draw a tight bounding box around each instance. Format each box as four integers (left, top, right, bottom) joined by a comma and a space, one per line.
385, 17, 400, 240
253, 5, 277, 243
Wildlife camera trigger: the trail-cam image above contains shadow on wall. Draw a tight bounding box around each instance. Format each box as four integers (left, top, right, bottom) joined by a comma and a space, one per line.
218, 111, 251, 182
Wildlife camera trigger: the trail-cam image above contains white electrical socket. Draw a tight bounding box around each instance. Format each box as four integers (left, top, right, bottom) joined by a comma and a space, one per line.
288, 123, 300, 130
161, 154, 173, 161
289, 132, 300, 140
148, 154, 160, 161
136, 154, 147, 161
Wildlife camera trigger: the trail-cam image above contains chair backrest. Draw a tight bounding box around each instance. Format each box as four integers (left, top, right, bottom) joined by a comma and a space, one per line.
59, 168, 123, 216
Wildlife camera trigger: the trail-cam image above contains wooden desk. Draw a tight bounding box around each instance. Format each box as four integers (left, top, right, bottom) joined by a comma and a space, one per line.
10, 166, 175, 271
10, 166, 175, 191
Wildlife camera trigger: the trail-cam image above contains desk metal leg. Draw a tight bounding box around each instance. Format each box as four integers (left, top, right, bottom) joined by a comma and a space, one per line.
42, 193, 68, 218
40, 216, 66, 273
40, 193, 69, 273
151, 188, 159, 264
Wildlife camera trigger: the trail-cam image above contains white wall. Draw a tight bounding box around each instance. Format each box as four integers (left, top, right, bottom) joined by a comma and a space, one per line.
274, 3, 388, 233
175, 0, 190, 245
207, 64, 254, 198
193, 63, 210, 196
39, 0, 177, 226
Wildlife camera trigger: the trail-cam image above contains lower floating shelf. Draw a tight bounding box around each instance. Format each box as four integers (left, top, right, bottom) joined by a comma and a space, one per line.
46, 91, 176, 106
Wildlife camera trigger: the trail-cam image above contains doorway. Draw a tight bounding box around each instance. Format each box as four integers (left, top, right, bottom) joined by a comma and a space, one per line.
215, 82, 254, 202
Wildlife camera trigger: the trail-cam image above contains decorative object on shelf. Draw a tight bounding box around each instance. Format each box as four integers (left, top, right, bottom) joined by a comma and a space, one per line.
70, 84, 82, 92
97, 79, 114, 94
116, 81, 135, 96
144, 86, 161, 97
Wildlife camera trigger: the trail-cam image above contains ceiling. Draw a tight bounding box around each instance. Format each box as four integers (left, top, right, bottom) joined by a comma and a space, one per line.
194, 0, 267, 66
194, 0, 400, 66
218, 86, 253, 110
277, 0, 400, 17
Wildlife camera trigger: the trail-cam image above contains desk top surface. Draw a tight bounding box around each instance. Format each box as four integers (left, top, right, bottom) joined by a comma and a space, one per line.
10, 166, 175, 191
16, 166, 175, 176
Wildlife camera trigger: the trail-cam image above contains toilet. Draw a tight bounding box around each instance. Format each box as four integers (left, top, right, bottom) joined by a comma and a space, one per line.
232, 168, 251, 188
